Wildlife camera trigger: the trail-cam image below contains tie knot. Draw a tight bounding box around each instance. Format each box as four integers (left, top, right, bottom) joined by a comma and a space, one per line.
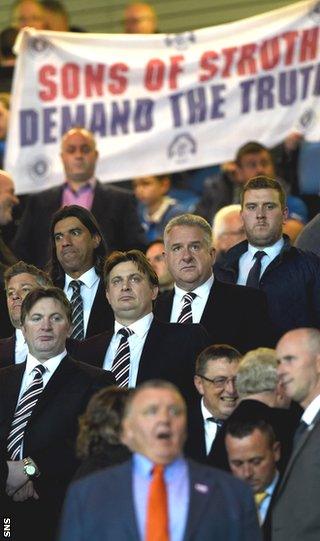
254, 491, 268, 506
34, 364, 46, 376
182, 292, 197, 304
152, 464, 165, 476
118, 327, 134, 339
70, 280, 82, 293
207, 416, 223, 427
253, 251, 266, 262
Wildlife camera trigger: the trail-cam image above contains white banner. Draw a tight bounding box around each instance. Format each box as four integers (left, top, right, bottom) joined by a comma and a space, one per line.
5, 0, 320, 194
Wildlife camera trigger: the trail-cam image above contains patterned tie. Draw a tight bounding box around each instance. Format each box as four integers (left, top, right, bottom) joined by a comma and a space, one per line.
111, 327, 134, 388
254, 491, 268, 507
177, 292, 197, 324
146, 464, 169, 541
70, 280, 84, 340
245, 251, 266, 288
7, 364, 46, 460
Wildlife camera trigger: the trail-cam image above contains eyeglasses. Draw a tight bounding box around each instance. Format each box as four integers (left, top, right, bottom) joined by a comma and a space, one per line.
197, 374, 237, 389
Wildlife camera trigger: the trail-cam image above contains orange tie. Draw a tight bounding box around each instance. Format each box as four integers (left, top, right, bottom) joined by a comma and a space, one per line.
145, 464, 169, 541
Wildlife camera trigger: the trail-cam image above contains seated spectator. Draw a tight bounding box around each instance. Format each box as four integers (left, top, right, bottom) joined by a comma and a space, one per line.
74, 386, 132, 480
226, 419, 280, 540
133, 174, 184, 242
41, 0, 69, 31
11, 0, 47, 30
146, 238, 174, 292
212, 204, 246, 262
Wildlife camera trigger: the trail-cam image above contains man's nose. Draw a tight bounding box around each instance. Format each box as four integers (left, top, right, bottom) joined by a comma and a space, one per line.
242, 463, 253, 479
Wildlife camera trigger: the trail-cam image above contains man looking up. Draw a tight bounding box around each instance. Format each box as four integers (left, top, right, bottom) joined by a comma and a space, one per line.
154, 213, 273, 352
14, 127, 146, 268
59, 380, 261, 541
49, 205, 114, 339
215, 176, 320, 340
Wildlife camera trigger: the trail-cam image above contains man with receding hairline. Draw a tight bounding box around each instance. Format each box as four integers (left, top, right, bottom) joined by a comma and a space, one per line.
272, 327, 320, 541
59, 379, 261, 541
14, 127, 146, 268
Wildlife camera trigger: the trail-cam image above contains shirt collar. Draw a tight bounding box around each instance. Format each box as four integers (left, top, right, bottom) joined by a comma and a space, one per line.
25, 349, 67, 376
174, 274, 214, 301
200, 397, 219, 422
64, 177, 96, 193
65, 267, 99, 289
248, 237, 284, 259
264, 471, 279, 496
301, 393, 320, 425
145, 196, 176, 223
133, 452, 185, 480
15, 328, 26, 346
114, 312, 153, 338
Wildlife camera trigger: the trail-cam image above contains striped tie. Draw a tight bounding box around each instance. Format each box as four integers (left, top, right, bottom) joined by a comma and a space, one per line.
111, 327, 134, 388
7, 364, 46, 460
70, 280, 84, 340
177, 292, 196, 324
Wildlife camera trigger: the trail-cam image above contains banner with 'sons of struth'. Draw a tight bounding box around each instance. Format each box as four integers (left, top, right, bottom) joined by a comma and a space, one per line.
5, 0, 320, 194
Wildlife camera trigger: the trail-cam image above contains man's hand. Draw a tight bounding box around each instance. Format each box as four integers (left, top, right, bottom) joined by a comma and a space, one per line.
6, 460, 28, 496
12, 480, 39, 502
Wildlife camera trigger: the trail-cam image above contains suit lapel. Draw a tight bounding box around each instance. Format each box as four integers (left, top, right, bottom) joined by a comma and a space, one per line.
183, 460, 218, 541
277, 411, 320, 494
154, 290, 174, 322
136, 319, 162, 382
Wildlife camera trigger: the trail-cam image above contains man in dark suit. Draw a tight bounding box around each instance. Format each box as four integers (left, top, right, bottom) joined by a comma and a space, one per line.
154, 213, 274, 353
214, 176, 320, 341
185, 344, 241, 464
13, 127, 146, 268
225, 419, 280, 541
72, 249, 209, 404
59, 379, 261, 541
49, 205, 114, 338
0, 286, 115, 541
273, 327, 320, 541
0, 261, 53, 367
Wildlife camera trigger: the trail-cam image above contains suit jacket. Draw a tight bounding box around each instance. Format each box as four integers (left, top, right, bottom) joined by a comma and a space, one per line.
72, 318, 210, 404
54, 275, 114, 338
272, 410, 320, 541
59, 458, 262, 541
0, 355, 115, 541
154, 278, 275, 353
13, 181, 146, 268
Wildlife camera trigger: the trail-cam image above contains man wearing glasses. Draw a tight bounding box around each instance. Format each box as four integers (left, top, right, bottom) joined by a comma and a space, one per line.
185, 344, 241, 467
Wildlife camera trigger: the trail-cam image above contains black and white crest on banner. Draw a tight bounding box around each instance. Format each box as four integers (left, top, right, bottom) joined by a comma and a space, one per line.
168, 132, 197, 164
164, 32, 196, 51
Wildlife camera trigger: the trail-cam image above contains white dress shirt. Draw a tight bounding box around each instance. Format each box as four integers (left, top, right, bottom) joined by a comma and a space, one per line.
64, 267, 100, 335
237, 237, 284, 285
200, 398, 220, 455
17, 349, 67, 458
15, 328, 29, 364
103, 313, 153, 387
170, 275, 214, 323
301, 393, 320, 425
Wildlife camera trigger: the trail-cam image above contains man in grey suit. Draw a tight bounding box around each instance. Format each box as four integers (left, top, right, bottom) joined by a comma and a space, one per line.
272, 327, 320, 541
59, 379, 261, 541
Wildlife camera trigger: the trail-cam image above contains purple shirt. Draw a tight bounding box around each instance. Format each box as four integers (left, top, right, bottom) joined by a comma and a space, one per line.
62, 178, 96, 209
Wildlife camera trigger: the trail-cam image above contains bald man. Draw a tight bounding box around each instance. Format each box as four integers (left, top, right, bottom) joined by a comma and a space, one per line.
124, 2, 157, 34
13, 127, 146, 268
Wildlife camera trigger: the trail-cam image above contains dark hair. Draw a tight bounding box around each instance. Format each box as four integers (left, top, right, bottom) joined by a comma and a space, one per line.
77, 386, 131, 459
104, 249, 159, 288
4, 261, 53, 290
196, 344, 242, 376
146, 238, 164, 251
240, 176, 286, 210
48, 205, 107, 281
41, 0, 68, 16
235, 141, 270, 166
0, 27, 18, 60
226, 419, 276, 447
20, 286, 71, 325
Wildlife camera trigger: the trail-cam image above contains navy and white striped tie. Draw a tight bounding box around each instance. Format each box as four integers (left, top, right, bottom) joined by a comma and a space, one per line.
111, 327, 134, 388
7, 364, 46, 460
70, 280, 84, 340
177, 292, 197, 324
